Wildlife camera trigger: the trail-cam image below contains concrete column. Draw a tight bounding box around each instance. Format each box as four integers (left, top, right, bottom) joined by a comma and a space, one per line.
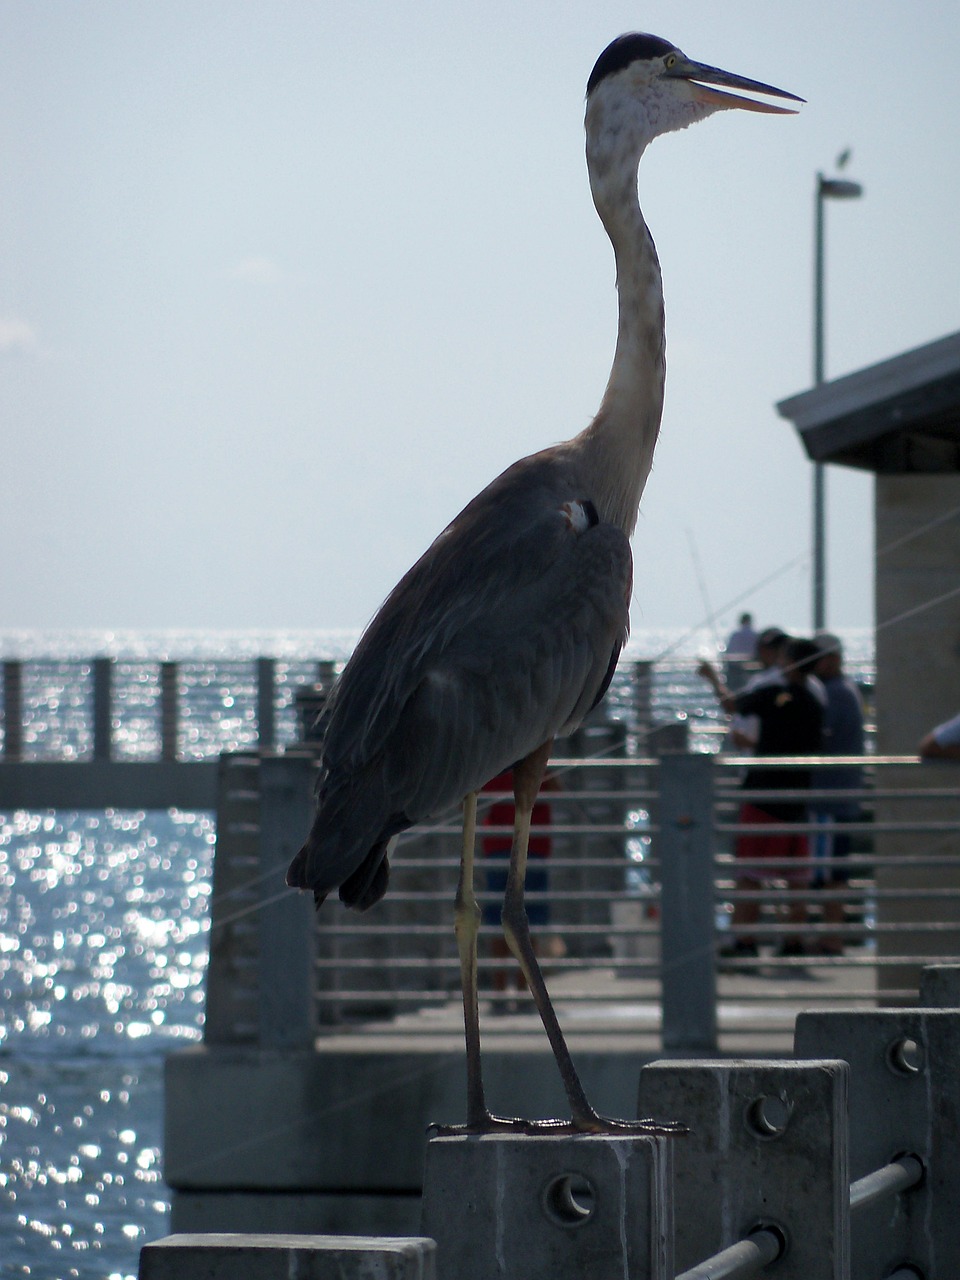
160, 661, 179, 762
796, 1007, 960, 1277
258, 753, 318, 1049
919, 962, 960, 1007
874, 474, 960, 999
421, 1133, 673, 1280
92, 656, 112, 761
657, 752, 717, 1052
3, 659, 23, 760
256, 658, 276, 751
638, 1059, 849, 1279
204, 753, 262, 1045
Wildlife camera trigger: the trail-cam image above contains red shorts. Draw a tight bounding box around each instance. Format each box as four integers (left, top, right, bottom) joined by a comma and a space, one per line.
735, 803, 810, 885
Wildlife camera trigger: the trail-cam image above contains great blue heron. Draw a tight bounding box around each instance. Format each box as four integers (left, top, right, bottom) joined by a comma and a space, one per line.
288, 33, 801, 1133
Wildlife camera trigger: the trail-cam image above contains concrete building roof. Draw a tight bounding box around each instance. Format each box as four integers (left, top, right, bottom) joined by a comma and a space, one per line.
777, 330, 960, 474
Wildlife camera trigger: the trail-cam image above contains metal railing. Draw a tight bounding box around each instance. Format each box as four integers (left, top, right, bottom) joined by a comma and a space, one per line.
203, 747, 960, 1051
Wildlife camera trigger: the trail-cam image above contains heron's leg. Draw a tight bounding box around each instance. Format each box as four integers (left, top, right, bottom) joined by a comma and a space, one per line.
453, 791, 487, 1128
500, 742, 595, 1125
501, 742, 684, 1136
439, 791, 525, 1135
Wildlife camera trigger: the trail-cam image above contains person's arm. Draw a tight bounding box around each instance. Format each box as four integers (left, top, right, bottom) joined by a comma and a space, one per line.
919, 711, 960, 760
697, 660, 737, 714
919, 732, 960, 760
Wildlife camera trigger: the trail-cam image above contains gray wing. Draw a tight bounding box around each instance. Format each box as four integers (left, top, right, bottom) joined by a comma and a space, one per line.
293, 452, 631, 902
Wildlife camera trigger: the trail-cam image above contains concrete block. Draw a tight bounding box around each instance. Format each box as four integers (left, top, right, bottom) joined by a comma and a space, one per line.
796, 1008, 960, 1279
919, 962, 960, 1007
138, 1234, 435, 1280
421, 1133, 672, 1280
637, 1059, 849, 1278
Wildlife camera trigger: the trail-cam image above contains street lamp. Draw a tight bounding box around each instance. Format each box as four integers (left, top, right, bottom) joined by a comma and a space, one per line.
812, 168, 863, 631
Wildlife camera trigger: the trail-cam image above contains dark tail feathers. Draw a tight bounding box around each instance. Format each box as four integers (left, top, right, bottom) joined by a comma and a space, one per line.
286, 827, 400, 913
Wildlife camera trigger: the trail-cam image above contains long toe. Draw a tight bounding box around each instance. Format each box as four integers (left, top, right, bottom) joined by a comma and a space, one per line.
428, 1113, 530, 1137
570, 1110, 688, 1136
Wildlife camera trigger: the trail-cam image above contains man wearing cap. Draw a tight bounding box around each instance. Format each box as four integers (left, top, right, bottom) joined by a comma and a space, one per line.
727, 627, 789, 750
699, 638, 824, 960
810, 633, 866, 955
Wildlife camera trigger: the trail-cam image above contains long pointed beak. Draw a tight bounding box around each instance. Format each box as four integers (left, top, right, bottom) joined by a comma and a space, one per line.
666, 57, 804, 114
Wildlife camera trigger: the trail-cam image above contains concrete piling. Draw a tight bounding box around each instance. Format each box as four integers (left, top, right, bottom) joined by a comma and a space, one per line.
420, 1132, 673, 1280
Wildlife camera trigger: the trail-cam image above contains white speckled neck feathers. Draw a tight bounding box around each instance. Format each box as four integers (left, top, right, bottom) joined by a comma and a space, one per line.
572, 83, 668, 537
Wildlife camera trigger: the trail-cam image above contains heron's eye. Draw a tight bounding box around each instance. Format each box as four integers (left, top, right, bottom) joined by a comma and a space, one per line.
664, 53, 677, 70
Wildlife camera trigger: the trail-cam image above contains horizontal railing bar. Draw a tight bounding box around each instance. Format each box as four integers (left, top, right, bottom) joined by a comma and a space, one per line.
400, 824, 646, 838
318, 922, 660, 937
717, 755, 916, 767
717, 820, 956, 835
719, 787, 957, 802
675, 1227, 782, 1280
716, 853, 960, 868
312, 988, 904, 1006
315, 982, 660, 997
716, 989, 917, 1001
720, 887, 959, 901
392, 857, 641, 871
356, 893, 658, 906
406, 819, 956, 841
714, 953, 960, 967
536, 787, 658, 797
717, 919, 946, 936
849, 1154, 923, 1212
316, 955, 660, 971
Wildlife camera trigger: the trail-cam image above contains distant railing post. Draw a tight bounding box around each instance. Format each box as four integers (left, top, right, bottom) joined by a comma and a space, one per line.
160, 661, 179, 761
257, 753, 318, 1048
658, 751, 717, 1052
92, 657, 113, 761
256, 657, 276, 751
3, 660, 23, 760
633, 659, 653, 735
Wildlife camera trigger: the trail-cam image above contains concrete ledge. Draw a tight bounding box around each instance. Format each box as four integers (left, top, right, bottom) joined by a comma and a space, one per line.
0, 760, 218, 810
171, 1192, 423, 1237
164, 1046, 655, 1191
138, 1234, 436, 1280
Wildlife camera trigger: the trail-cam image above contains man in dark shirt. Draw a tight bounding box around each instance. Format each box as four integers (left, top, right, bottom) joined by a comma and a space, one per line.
700, 638, 824, 959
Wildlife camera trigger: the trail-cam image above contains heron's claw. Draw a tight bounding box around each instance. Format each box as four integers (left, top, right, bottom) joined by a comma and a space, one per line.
524, 1112, 687, 1136
429, 1113, 687, 1138
428, 1112, 530, 1138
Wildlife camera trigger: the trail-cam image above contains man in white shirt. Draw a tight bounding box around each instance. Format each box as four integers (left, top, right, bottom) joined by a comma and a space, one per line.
919, 712, 960, 759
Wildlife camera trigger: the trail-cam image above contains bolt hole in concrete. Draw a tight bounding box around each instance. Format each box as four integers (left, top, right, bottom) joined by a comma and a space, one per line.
745, 1094, 792, 1139
887, 1036, 923, 1075
541, 1172, 597, 1228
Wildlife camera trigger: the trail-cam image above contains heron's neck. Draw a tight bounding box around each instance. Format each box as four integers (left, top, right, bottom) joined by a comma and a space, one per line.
576, 161, 666, 536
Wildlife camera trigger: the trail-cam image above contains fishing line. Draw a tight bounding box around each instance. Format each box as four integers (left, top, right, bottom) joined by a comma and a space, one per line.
685, 526, 723, 655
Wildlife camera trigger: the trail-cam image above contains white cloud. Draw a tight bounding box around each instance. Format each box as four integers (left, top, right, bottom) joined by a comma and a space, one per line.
0, 317, 39, 355
226, 256, 285, 285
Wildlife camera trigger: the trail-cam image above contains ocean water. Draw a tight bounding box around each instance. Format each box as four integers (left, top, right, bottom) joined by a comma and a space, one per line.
0, 807, 214, 1279
0, 627, 875, 1279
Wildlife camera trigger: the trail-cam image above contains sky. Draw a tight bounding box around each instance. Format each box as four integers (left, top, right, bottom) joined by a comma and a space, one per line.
2, 2, 959, 648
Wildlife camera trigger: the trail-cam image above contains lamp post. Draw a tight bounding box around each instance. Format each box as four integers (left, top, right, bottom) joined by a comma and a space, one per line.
812, 170, 863, 631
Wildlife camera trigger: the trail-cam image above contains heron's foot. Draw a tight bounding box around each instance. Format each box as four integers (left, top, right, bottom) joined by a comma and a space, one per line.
521, 1111, 688, 1137
428, 1111, 531, 1138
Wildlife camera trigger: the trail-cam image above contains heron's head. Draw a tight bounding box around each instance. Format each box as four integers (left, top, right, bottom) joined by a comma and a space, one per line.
585, 33, 802, 174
